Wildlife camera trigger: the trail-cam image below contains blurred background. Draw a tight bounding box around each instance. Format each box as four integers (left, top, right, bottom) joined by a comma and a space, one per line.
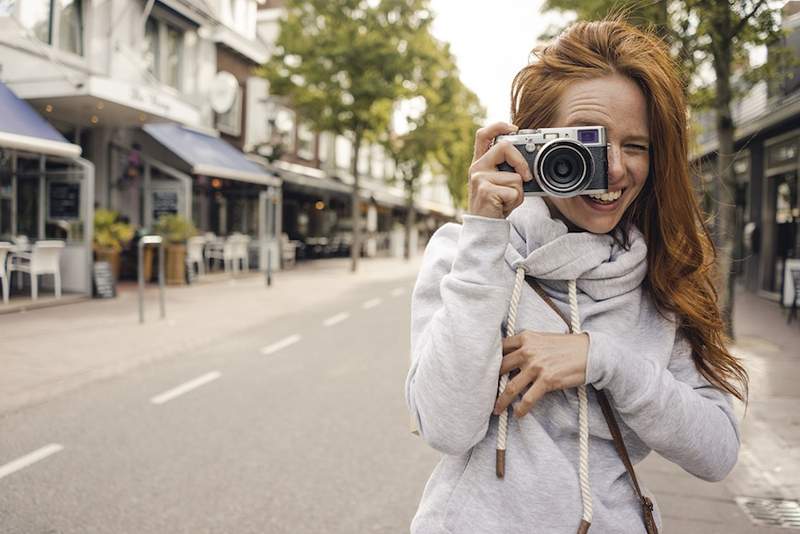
0, 0, 799, 532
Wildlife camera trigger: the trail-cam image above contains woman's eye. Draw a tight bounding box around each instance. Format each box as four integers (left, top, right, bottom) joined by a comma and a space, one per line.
625, 144, 648, 151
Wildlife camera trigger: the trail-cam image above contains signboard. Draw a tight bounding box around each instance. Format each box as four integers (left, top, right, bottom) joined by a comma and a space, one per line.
783, 259, 800, 307
49, 182, 81, 219
152, 190, 179, 222
92, 261, 116, 298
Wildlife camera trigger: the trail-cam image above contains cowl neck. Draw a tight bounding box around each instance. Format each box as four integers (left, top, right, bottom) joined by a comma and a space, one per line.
503, 196, 648, 301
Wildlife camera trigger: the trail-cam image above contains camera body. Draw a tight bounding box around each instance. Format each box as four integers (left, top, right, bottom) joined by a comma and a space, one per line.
495, 126, 608, 197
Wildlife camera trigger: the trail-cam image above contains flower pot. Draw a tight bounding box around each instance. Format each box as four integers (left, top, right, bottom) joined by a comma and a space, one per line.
94, 247, 121, 280
165, 243, 186, 285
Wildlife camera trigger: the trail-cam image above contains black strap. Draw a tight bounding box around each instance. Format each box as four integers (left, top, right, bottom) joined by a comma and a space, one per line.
524, 276, 658, 534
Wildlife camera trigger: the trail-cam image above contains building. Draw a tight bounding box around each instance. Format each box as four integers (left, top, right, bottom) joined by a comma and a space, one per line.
691, 2, 800, 306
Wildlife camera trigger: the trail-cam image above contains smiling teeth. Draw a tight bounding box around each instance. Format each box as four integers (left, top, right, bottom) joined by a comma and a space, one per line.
588, 190, 622, 202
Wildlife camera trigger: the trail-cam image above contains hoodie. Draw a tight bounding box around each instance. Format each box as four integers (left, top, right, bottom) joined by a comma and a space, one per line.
405, 197, 740, 534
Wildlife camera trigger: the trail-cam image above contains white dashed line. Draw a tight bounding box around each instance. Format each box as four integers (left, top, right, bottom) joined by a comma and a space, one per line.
150, 371, 221, 405
261, 334, 302, 355
323, 312, 350, 327
0, 444, 64, 481
391, 287, 405, 297
362, 298, 382, 309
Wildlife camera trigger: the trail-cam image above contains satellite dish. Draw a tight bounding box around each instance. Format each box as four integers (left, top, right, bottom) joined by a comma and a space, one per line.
210, 71, 239, 114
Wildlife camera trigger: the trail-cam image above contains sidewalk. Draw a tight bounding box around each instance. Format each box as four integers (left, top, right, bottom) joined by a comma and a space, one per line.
0, 255, 423, 417
639, 287, 800, 533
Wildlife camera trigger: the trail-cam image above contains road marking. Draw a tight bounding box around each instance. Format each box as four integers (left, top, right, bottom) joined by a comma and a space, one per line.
0, 444, 64, 481
150, 371, 221, 405
261, 334, 302, 355
362, 298, 382, 309
323, 312, 350, 327
391, 287, 405, 297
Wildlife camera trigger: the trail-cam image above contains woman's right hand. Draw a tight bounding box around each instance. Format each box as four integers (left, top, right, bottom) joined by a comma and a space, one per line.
468, 122, 533, 219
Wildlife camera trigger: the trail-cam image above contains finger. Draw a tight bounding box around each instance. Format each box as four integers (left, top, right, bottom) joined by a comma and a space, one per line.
502, 333, 525, 354
499, 349, 523, 375
471, 179, 522, 214
473, 122, 519, 162
494, 367, 538, 415
473, 141, 533, 182
513, 378, 548, 418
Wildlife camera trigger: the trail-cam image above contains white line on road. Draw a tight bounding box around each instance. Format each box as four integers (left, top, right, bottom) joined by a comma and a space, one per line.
362, 298, 382, 309
260, 334, 302, 355
391, 287, 405, 297
323, 312, 350, 327
150, 371, 221, 405
0, 444, 64, 481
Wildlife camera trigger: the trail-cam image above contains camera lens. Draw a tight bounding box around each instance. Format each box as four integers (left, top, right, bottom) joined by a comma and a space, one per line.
534, 140, 593, 196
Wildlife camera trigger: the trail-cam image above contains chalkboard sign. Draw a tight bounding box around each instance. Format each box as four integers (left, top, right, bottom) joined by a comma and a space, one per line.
49, 182, 81, 219
92, 261, 116, 298
152, 190, 179, 221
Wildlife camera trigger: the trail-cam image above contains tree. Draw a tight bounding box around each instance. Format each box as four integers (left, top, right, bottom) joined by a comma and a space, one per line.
259, 0, 434, 272
541, 0, 786, 337
384, 38, 484, 259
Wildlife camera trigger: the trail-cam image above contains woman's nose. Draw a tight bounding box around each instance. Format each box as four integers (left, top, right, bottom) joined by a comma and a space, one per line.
607, 144, 625, 183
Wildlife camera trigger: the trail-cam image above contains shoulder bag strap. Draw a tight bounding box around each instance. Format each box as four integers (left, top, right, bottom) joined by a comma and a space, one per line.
525, 276, 658, 534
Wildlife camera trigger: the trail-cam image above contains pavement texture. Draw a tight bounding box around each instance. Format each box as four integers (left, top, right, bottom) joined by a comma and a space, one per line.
0, 255, 798, 532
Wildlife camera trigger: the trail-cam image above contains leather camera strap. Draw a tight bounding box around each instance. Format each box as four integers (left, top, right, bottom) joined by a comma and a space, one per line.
524, 276, 658, 534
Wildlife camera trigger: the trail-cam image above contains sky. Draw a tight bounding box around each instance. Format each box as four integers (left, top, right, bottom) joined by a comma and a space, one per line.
429, 1, 571, 123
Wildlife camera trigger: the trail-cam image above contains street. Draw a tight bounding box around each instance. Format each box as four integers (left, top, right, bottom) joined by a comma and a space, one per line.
0, 256, 798, 533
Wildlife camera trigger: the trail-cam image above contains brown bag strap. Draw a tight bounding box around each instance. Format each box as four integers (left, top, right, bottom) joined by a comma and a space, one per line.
525, 277, 658, 534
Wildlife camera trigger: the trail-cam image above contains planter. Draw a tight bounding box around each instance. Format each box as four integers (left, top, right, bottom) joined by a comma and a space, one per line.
94, 247, 121, 280
165, 243, 186, 285
142, 245, 154, 283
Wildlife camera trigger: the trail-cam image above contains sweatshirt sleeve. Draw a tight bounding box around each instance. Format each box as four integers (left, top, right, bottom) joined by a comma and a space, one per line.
585, 329, 741, 482
405, 215, 513, 456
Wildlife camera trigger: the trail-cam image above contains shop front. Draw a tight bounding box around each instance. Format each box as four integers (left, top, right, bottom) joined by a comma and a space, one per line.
0, 81, 94, 300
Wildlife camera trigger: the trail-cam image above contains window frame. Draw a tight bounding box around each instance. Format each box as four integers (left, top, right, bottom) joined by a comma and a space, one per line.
9, 0, 84, 57
144, 15, 185, 91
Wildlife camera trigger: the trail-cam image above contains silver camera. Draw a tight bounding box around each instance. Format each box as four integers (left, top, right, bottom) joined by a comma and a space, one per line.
495, 126, 608, 197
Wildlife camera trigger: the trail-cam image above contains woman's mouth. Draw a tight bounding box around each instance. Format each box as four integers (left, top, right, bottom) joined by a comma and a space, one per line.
582, 188, 625, 211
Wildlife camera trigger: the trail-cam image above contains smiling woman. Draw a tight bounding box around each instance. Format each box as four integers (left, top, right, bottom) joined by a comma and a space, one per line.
406, 17, 748, 534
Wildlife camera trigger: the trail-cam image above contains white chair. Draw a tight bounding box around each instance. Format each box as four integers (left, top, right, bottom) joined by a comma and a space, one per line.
232, 234, 251, 272
186, 236, 206, 276
280, 233, 300, 269
9, 240, 64, 300
0, 242, 12, 304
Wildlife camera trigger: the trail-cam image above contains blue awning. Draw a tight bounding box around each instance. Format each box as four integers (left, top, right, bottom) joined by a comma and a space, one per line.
0, 82, 81, 158
143, 122, 277, 186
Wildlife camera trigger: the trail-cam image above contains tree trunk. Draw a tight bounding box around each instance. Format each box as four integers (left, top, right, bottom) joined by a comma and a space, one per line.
404, 178, 415, 261
713, 45, 736, 339
350, 134, 362, 273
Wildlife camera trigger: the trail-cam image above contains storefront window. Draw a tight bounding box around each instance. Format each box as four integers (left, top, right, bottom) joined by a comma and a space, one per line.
0, 152, 13, 239
767, 137, 799, 169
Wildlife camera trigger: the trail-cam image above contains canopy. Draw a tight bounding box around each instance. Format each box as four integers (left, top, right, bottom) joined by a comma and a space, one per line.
0, 82, 82, 158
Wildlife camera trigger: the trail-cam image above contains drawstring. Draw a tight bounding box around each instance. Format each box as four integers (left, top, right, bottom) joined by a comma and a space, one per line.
495, 271, 593, 532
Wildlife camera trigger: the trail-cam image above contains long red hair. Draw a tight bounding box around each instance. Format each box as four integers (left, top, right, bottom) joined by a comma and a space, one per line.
511, 19, 748, 402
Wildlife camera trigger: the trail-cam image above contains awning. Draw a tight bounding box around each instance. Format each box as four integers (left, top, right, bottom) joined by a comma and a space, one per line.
0, 81, 82, 159
274, 160, 352, 197
142, 122, 279, 186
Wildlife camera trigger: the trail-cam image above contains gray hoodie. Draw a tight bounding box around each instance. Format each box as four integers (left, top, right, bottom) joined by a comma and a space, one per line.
405, 197, 740, 533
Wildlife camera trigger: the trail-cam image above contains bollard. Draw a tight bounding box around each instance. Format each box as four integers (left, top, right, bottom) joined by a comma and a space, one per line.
139, 235, 166, 324
266, 247, 272, 287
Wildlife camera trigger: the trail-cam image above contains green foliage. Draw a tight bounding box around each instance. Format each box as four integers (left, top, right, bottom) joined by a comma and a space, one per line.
153, 214, 196, 244
93, 209, 134, 252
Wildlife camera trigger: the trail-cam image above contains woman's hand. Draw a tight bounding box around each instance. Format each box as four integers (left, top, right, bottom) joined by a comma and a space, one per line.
494, 331, 590, 418
468, 122, 533, 219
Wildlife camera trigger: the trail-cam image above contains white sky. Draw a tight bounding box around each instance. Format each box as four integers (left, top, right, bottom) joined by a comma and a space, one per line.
429, 1, 570, 123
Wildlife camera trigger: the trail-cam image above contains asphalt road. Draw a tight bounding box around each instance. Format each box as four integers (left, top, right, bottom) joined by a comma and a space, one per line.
0, 274, 438, 533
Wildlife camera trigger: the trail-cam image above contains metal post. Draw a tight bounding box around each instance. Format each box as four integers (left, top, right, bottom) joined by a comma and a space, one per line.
138, 235, 165, 324
266, 247, 272, 287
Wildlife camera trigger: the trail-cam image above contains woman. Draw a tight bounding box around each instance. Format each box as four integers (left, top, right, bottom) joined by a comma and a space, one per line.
405, 18, 748, 534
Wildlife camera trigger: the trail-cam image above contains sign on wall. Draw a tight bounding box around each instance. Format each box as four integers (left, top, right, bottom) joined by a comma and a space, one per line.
152, 190, 179, 222
48, 182, 81, 220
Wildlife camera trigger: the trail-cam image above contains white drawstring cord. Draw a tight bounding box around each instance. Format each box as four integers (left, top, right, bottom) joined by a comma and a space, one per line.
569, 279, 593, 528
495, 266, 526, 477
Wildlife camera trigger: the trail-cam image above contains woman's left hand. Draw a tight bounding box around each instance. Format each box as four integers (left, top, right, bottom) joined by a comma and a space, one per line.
494, 331, 590, 418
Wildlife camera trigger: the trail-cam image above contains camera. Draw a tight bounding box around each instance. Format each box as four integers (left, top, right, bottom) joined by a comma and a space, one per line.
495, 126, 608, 197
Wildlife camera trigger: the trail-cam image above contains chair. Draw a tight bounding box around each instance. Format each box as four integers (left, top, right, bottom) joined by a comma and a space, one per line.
186, 236, 206, 277
280, 233, 300, 269
788, 269, 800, 325
232, 234, 251, 272
9, 240, 65, 300
0, 242, 11, 304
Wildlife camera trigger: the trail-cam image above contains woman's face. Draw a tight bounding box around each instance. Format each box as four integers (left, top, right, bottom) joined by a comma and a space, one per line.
544, 73, 650, 234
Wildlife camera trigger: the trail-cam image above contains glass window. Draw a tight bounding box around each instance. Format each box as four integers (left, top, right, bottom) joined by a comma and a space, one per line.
767, 137, 799, 170
297, 122, 314, 161
335, 136, 351, 171
357, 142, 370, 176
145, 18, 159, 80
0, 1, 16, 17
18, 0, 51, 45
217, 86, 242, 136
57, 0, 81, 55
371, 144, 384, 180
165, 25, 182, 89
274, 108, 295, 153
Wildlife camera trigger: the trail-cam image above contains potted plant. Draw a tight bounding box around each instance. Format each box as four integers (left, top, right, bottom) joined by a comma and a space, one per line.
93, 209, 135, 280
153, 214, 196, 285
